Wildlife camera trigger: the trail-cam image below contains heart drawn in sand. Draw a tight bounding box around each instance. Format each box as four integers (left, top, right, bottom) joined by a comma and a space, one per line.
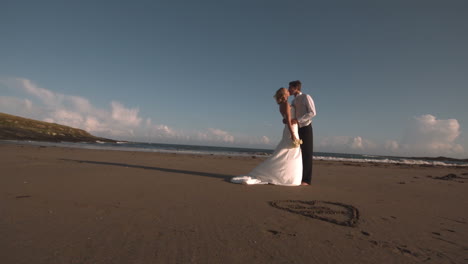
269, 200, 360, 227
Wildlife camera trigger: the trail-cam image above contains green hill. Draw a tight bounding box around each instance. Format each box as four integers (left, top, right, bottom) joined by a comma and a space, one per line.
0, 112, 116, 143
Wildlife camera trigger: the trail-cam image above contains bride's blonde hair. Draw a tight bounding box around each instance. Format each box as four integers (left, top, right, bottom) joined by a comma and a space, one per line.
274, 88, 288, 104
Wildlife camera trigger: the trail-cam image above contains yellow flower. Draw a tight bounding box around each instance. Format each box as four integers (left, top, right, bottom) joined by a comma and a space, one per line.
292, 139, 303, 148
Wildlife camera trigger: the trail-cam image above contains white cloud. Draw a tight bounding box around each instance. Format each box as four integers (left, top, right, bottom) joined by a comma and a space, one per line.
1, 77, 272, 147
2, 79, 464, 156
111, 101, 142, 127
145, 118, 152, 126
69, 95, 93, 113
399, 114, 464, 156
45, 109, 84, 128
261, 136, 270, 145
210, 128, 235, 143
318, 115, 464, 158
0, 96, 46, 120
197, 128, 235, 143
24, 99, 33, 110
350, 136, 364, 150
84, 116, 107, 132
19, 78, 58, 105
318, 136, 376, 154
0, 78, 150, 139
385, 140, 399, 151
152, 124, 174, 136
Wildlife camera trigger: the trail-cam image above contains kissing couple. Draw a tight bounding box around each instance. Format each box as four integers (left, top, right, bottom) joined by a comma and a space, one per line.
231, 80, 317, 186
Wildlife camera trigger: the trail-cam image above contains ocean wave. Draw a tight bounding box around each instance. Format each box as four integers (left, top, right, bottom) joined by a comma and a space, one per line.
314, 156, 467, 167
2, 140, 466, 167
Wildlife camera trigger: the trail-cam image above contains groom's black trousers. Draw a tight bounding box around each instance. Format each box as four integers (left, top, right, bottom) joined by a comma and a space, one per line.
299, 124, 313, 183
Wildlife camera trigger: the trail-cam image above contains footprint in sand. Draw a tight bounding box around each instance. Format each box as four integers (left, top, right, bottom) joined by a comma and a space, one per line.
269, 200, 360, 227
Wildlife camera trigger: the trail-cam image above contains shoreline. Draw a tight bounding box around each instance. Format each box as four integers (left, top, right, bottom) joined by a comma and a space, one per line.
2, 140, 467, 167
1, 143, 467, 263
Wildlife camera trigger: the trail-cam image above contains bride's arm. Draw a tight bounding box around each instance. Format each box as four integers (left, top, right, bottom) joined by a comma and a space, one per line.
280, 102, 298, 142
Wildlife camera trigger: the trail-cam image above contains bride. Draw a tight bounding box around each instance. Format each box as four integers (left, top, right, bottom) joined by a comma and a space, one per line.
231, 88, 302, 186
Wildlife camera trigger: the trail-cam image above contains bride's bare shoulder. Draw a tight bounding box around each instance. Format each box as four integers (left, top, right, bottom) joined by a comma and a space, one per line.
279, 101, 290, 108
279, 101, 290, 113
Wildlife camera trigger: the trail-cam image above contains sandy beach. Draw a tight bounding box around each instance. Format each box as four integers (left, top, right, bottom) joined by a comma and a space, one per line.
1, 143, 467, 264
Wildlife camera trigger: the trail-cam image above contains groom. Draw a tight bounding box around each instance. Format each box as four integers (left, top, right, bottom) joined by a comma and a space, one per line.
288, 80, 316, 186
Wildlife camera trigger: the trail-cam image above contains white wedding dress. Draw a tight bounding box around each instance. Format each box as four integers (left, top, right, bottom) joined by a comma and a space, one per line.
231, 106, 302, 186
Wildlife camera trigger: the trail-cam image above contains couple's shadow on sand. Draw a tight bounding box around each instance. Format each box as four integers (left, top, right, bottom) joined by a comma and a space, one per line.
60, 159, 361, 228
60, 159, 234, 181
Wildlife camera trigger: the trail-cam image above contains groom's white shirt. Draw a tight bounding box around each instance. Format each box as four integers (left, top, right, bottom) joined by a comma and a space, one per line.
292, 92, 316, 128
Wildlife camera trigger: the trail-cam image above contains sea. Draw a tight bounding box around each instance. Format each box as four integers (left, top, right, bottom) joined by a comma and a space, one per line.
4, 140, 468, 167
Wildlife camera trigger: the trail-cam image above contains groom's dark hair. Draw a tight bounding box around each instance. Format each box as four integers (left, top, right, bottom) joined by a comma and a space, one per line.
289, 80, 302, 90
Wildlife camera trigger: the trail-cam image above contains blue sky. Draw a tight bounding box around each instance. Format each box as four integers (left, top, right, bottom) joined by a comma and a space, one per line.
1, 0, 467, 158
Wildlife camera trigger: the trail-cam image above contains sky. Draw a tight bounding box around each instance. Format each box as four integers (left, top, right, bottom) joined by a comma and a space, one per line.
1, 0, 467, 158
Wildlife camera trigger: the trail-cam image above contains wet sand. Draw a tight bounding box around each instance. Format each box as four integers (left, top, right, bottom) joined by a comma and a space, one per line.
1, 143, 467, 263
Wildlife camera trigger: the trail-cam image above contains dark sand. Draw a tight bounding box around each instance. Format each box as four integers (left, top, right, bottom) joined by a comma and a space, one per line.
1, 143, 467, 263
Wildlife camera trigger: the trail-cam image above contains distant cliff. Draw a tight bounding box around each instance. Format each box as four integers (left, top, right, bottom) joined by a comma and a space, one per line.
0, 112, 116, 143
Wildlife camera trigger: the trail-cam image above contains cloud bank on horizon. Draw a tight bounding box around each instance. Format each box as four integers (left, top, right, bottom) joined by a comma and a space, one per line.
0, 77, 465, 158
0, 77, 268, 147
318, 115, 464, 158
